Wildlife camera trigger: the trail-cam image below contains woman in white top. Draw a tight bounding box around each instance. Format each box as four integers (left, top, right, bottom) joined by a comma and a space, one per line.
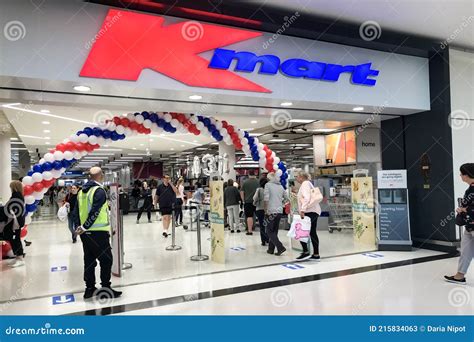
175, 178, 185, 226
295, 169, 322, 261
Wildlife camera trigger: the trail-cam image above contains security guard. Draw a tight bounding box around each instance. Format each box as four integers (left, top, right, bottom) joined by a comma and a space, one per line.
74, 167, 122, 300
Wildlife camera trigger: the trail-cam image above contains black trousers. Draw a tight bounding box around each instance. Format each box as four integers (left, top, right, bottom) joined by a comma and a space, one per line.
80, 231, 113, 289
137, 198, 152, 221
175, 198, 183, 224
300, 212, 320, 255
266, 213, 284, 253
256, 209, 269, 244
5, 227, 24, 257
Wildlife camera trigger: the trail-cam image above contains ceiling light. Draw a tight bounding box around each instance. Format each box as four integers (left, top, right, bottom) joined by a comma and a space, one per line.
40, 109, 50, 113
43, 130, 50, 133
353, 106, 364, 111
196, 147, 207, 150
249, 133, 263, 137
128, 153, 149, 156
10, 137, 18, 141
250, 120, 258, 124
269, 139, 288, 142
193, 140, 197, 143
288, 119, 313, 123
132, 147, 137, 150
44, 137, 51, 140
149, 139, 154, 142
73, 85, 91, 92
181, 145, 185, 147
189, 95, 202, 100
140, 144, 144, 146
2, 104, 94, 125
280, 102, 293, 106
42, 121, 50, 125
45, 142, 50, 145
312, 128, 337, 133
170, 148, 175, 150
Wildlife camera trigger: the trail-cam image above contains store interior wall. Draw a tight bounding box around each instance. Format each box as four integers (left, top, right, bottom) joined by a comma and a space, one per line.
381, 49, 457, 251
449, 48, 474, 217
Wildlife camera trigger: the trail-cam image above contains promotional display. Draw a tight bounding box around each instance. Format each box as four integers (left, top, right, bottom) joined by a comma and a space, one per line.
351, 176, 376, 247
209, 180, 225, 264
377, 170, 412, 251
109, 184, 123, 276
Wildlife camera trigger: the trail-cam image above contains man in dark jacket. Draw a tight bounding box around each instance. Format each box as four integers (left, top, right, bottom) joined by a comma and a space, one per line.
73, 167, 122, 300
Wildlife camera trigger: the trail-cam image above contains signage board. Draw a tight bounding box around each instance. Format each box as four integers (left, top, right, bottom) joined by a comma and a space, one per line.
209, 180, 225, 263
377, 170, 407, 189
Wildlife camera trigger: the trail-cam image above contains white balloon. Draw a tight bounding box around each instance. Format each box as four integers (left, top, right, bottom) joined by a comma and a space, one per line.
88, 136, 98, 145
135, 115, 144, 124
237, 130, 245, 138
190, 116, 198, 124
157, 112, 164, 119
276, 169, 283, 177
273, 157, 280, 165
25, 216, 32, 225
79, 133, 88, 143
196, 121, 205, 130
32, 172, 43, 182
81, 151, 88, 157
99, 121, 108, 130
58, 180, 65, 187
38, 158, 45, 165
107, 122, 116, 131
44, 153, 55, 163
215, 122, 223, 130
143, 119, 152, 129
259, 159, 266, 167
170, 119, 179, 128
96, 137, 105, 146
258, 143, 264, 150
73, 151, 82, 159
163, 114, 172, 123
51, 169, 62, 178
42, 171, 53, 181
116, 125, 125, 134
259, 150, 266, 158
63, 138, 69, 144
273, 164, 279, 171
70, 135, 79, 143
53, 151, 64, 161
22, 176, 33, 186
25, 195, 35, 205
127, 113, 135, 121
124, 127, 132, 136
63, 151, 74, 161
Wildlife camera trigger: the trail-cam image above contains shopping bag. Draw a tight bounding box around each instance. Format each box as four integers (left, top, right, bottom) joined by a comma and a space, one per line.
57, 205, 68, 222
287, 215, 311, 243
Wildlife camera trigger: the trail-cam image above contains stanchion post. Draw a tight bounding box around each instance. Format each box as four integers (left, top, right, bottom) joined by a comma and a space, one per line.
166, 207, 182, 251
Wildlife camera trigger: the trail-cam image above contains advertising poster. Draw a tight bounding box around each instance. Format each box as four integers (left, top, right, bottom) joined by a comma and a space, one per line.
109, 184, 123, 277
325, 130, 356, 164
351, 177, 376, 247
210, 180, 225, 263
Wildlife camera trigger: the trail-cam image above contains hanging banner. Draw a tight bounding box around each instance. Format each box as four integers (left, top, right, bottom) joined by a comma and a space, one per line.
210, 180, 225, 263
351, 177, 376, 247
109, 184, 123, 277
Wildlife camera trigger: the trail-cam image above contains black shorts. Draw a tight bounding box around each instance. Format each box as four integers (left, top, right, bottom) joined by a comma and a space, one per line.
160, 207, 173, 215
244, 203, 256, 218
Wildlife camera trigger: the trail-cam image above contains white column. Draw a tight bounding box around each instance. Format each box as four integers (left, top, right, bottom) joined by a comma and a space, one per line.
0, 134, 12, 205
219, 142, 236, 182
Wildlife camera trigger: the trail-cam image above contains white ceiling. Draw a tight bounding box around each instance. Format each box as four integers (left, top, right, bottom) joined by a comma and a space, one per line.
252, 0, 474, 49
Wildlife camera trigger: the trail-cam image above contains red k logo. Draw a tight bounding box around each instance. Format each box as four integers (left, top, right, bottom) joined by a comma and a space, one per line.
80, 9, 270, 93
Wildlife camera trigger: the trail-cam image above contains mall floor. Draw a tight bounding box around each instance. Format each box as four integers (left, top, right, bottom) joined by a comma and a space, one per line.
0, 206, 472, 315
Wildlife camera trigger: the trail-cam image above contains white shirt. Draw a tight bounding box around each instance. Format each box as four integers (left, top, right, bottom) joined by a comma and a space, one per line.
297, 180, 321, 214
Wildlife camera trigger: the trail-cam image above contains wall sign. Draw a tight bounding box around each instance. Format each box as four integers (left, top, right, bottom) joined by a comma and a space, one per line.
80, 9, 379, 93
377, 170, 407, 189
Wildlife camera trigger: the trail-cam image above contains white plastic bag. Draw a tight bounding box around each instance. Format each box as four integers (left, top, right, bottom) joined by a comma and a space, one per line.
287, 214, 311, 243
57, 205, 69, 222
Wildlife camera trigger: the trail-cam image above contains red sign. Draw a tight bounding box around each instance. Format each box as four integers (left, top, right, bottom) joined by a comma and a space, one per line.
80, 9, 270, 93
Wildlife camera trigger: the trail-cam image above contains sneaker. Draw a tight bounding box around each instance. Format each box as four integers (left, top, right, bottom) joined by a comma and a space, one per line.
24, 240, 32, 247
275, 247, 287, 256
96, 287, 122, 299
266, 250, 274, 255
310, 255, 321, 261
72, 239, 77, 244
237, 229, 241, 233
296, 253, 311, 261
148, 220, 152, 223
84, 287, 98, 300
136, 220, 140, 224
246, 232, 253, 236
261, 242, 267, 246
162, 232, 169, 238
231, 230, 235, 233
444, 275, 466, 284
9, 259, 25, 268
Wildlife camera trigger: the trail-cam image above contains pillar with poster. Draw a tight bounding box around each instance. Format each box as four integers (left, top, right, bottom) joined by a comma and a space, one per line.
109, 183, 123, 277
209, 179, 225, 263
351, 171, 377, 248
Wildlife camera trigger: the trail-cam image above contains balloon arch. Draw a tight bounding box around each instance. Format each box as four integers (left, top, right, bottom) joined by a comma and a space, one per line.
21, 112, 288, 225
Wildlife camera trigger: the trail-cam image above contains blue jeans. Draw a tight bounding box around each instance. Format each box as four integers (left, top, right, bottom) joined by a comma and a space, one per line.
67, 215, 77, 241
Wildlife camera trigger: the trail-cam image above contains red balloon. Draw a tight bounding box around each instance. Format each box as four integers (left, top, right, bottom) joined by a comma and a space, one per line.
266, 150, 272, 157
24, 185, 33, 196
120, 118, 130, 127
227, 126, 234, 133
129, 122, 139, 130
75, 143, 85, 151
144, 128, 151, 134
222, 120, 228, 128
33, 182, 44, 192
2, 241, 12, 258
56, 143, 66, 152
85, 143, 94, 152
113, 117, 122, 125
263, 145, 269, 151
42, 179, 51, 187
20, 226, 27, 238
65, 142, 75, 151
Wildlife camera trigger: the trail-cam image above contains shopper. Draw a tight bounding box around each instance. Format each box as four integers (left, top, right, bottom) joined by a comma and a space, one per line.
241, 170, 259, 235
295, 169, 322, 261
445, 163, 474, 284
264, 172, 289, 256
224, 179, 242, 233
131, 183, 141, 209
136, 181, 153, 224
253, 177, 269, 246
73, 167, 122, 300
65, 184, 80, 243
0, 181, 26, 268
56, 187, 67, 207
175, 178, 185, 226
156, 175, 178, 237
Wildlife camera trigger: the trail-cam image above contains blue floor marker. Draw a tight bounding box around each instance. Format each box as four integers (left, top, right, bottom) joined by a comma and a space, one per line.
362, 252, 384, 258
230, 247, 246, 251
282, 263, 305, 270
52, 294, 75, 305
51, 266, 68, 272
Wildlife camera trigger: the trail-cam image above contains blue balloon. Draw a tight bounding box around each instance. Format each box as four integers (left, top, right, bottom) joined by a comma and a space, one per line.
169, 126, 177, 133
61, 160, 71, 168
150, 113, 158, 123
27, 170, 34, 177
111, 131, 119, 141
102, 130, 111, 139
208, 124, 216, 131
76, 131, 83, 136
203, 118, 211, 126
251, 145, 258, 152
119, 134, 126, 140
248, 137, 255, 145
252, 154, 259, 161
93, 127, 102, 137
197, 116, 203, 121
42, 162, 53, 172
134, 112, 140, 116
157, 119, 165, 128
26, 204, 37, 212
141, 111, 150, 119
83, 127, 93, 136
53, 161, 62, 170
244, 131, 250, 138
33, 164, 42, 173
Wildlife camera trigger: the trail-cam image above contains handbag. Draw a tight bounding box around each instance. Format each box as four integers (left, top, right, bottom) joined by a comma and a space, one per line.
287, 214, 311, 243
307, 182, 323, 207
57, 204, 68, 222
137, 198, 145, 208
